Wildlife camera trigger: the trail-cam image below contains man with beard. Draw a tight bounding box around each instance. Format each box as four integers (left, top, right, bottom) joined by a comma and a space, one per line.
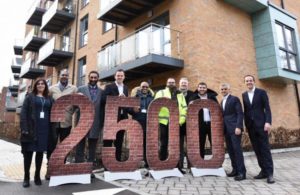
178, 77, 193, 170
189, 82, 218, 159
75, 71, 104, 176
154, 78, 187, 173
47, 69, 77, 179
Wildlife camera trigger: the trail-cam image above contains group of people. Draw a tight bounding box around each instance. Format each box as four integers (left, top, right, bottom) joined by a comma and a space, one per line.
19, 68, 275, 188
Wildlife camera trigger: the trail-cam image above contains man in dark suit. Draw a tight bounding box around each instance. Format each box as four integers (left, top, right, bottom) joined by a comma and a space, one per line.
242, 75, 274, 184
102, 69, 128, 161
75, 71, 104, 172
220, 83, 246, 181
189, 82, 218, 159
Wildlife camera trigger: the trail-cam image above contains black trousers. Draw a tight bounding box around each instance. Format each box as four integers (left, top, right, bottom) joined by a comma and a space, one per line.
225, 133, 246, 175
178, 123, 186, 169
75, 138, 98, 163
199, 122, 212, 159
103, 130, 125, 161
23, 151, 43, 179
159, 124, 169, 161
248, 125, 274, 176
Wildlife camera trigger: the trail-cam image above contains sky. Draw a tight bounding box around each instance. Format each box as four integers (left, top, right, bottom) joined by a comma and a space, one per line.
0, 0, 35, 91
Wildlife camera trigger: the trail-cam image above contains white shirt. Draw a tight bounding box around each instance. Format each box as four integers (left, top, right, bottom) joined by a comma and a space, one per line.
199, 94, 211, 122
115, 81, 124, 95
247, 87, 255, 104
222, 94, 229, 110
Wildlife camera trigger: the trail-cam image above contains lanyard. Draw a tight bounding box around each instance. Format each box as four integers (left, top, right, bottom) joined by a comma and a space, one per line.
39, 96, 45, 112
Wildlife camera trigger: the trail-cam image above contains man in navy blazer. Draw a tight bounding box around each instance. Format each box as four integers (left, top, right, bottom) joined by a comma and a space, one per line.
242, 75, 274, 184
102, 69, 128, 161
220, 83, 246, 181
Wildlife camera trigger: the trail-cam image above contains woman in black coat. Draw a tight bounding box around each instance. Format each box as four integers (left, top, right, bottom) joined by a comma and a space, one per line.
20, 79, 53, 188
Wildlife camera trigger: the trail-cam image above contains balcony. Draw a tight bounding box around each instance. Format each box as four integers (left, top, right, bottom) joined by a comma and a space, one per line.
8, 85, 19, 93
5, 93, 18, 112
41, 0, 76, 33
37, 35, 74, 66
11, 56, 22, 74
223, 0, 268, 13
97, 23, 184, 81
20, 58, 45, 79
16, 90, 27, 114
26, 0, 46, 26
14, 74, 20, 80
23, 27, 48, 52
13, 39, 23, 55
98, 0, 165, 25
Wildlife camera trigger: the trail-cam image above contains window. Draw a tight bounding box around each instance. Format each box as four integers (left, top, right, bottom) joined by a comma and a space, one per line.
81, 0, 89, 8
80, 15, 89, 47
78, 57, 86, 86
103, 22, 115, 33
276, 22, 298, 72
62, 30, 71, 52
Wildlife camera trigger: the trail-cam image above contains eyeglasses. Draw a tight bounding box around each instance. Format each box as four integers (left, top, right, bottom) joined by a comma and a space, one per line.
141, 86, 149, 88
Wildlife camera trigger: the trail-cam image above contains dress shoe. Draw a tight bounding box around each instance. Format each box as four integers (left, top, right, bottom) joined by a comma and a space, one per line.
91, 173, 95, 179
254, 172, 267, 179
34, 176, 42, 185
23, 179, 30, 188
178, 168, 186, 174
267, 175, 275, 184
226, 170, 237, 177
234, 174, 246, 181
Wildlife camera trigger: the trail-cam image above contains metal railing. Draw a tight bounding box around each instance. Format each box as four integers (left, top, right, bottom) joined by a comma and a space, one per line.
26, 0, 43, 21
38, 35, 74, 63
41, 0, 76, 28
12, 56, 23, 66
97, 23, 181, 71
24, 27, 48, 47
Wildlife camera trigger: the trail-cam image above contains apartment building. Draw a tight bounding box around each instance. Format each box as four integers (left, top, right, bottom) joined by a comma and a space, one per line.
4, 0, 300, 140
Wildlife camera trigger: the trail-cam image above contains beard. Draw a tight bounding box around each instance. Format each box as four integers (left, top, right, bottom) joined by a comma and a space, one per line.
89, 81, 97, 86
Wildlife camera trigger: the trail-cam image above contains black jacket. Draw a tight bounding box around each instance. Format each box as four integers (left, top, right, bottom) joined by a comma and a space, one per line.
189, 88, 218, 124
132, 90, 154, 121
242, 88, 272, 129
20, 93, 54, 143
102, 82, 129, 121
221, 95, 244, 135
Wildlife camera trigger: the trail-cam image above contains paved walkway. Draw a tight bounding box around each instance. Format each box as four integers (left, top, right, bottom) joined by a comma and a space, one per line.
1, 139, 300, 195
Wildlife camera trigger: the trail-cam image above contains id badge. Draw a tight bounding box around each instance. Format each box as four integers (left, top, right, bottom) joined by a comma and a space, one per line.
40, 112, 45, 119
141, 109, 147, 113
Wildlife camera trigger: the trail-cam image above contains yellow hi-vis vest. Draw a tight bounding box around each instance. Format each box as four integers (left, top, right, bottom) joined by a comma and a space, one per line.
154, 88, 187, 126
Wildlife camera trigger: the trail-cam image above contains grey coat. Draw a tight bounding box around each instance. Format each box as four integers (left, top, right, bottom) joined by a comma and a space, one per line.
77, 85, 104, 139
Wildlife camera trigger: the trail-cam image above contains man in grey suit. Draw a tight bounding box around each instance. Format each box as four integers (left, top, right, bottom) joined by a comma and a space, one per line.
75, 71, 104, 172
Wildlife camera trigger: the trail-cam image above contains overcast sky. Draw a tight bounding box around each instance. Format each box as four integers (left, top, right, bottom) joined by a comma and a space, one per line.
0, 0, 35, 91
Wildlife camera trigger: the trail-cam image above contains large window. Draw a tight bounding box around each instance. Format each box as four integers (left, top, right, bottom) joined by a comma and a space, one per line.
80, 15, 89, 47
78, 57, 86, 86
103, 22, 115, 33
276, 22, 298, 72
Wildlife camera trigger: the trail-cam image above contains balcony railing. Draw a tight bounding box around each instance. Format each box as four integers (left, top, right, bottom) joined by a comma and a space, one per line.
13, 39, 23, 55
37, 35, 74, 66
23, 27, 48, 51
20, 58, 45, 79
98, 0, 165, 25
11, 56, 22, 74
98, 23, 181, 70
26, 0, 46, 26
5, 92, 18, 112
41, 0, 76, 33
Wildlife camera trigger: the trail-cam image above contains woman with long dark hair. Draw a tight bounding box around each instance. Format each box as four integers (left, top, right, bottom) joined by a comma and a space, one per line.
20, 79, 53, 188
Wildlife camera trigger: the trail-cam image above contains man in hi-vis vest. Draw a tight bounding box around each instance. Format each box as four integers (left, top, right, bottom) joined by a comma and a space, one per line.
154, 78, 187, 173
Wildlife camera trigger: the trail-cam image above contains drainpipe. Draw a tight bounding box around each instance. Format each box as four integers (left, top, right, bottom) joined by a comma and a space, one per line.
280, 0, 285, 9
115, 24, 118, 41
71, 0, 80, 84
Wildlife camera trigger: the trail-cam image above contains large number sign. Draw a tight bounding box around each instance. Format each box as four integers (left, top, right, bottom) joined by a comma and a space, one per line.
49, 95, 224, 176
49, 94, 95, 176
